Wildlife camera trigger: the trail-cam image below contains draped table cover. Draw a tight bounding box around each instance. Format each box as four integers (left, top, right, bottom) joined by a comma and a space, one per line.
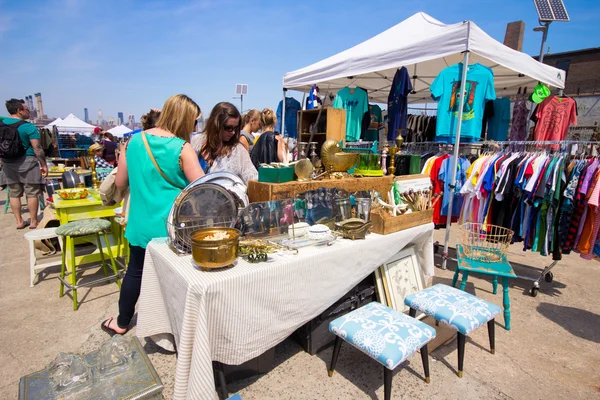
136, 223, 434, 399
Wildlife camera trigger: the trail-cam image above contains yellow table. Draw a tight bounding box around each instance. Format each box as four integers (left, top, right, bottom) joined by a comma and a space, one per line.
52, 190, 128, 270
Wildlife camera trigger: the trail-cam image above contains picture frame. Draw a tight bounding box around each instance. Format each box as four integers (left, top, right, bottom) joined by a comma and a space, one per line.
378, 246, 425, 313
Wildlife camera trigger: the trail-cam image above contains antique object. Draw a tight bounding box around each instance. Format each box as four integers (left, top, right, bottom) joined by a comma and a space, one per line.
19, 337, 163, 400
387, 147, 397, 175
395, 134, 404, 149
167, 173, 247, 254
315, 216, 336, 231
288, 222, 310, 238
297, 142, 309, 159
88, 147, 99, 189
61, 171, 81, 188
369, 208, 433, 235
190, 227, 240, 269
334, 198, 352, 221
307, 224, 331, 240
47, 353, 91, 392
294, 159, 313, 181
356, 198, 372, 222
320, 140, 359, 172
381, 147, 388, 175
309, 142, 318, 164
335, 219, 372, 240
258, 165, 295, 183
56, 188, 89, 200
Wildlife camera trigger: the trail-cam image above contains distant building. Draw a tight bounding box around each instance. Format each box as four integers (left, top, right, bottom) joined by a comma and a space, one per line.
117, 112, 124, 126
97, 109, 103, 126
107, 116, 116, 126
127, 114, 135, 129
84, 108, 89, 124
34, 93, 45, 120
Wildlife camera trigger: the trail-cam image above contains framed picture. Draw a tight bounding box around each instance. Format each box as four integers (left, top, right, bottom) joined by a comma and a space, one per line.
373, 267, 388, 306
379, 246, 425, 313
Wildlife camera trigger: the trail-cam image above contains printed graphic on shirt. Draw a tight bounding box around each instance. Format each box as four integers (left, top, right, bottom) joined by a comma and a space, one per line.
540, 103, 571, 137
449, 80, 477, 120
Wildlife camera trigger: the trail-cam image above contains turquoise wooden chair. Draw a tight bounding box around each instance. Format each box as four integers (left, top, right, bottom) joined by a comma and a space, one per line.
452, 244, 516, 330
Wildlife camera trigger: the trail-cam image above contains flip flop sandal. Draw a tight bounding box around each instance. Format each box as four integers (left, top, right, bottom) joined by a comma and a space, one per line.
100, 317, 128, 337
16, 221, 30, 230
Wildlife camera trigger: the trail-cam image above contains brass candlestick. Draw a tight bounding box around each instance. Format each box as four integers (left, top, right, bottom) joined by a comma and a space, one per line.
88, 148, 99, 189
387, 147, 397, 176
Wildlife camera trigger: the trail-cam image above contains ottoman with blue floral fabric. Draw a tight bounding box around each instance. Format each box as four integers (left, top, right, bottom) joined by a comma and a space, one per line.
404, 283, 501, 335
404, 283, 501, 378
328, 302, 435, 399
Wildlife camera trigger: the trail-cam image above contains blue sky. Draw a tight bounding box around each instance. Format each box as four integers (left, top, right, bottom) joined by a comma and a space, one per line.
1, 0, 598, 123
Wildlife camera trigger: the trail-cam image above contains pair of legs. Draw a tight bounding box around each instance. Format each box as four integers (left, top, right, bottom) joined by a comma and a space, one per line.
8, 182, 43, 229
104, 245, 146, 334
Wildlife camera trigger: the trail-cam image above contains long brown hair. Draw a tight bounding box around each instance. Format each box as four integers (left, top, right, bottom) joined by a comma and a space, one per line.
155, 94, 200, 142
201, 102, 242, 165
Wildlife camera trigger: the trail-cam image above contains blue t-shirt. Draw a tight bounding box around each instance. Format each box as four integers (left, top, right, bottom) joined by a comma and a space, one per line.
387, 66, 413, 140
439, 156, 471, 217
431, 63, 496, 143
2, 117, 40, 157
276, 97, 301, 139
333, 87, 368, 142
487, 97, 511, 141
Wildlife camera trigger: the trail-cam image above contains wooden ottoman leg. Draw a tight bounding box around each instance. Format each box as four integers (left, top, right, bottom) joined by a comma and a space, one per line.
384, 366, 393, 400
328, 336, 343, 377
502, 277, 511, 330
457, 333, 466, 378
420, 343, 431, 383
409, 308, 417, 318
488, 319, 495, 354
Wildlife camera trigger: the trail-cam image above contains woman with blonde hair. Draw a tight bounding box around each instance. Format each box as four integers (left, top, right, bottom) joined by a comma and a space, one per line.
102, 94, 204, 336
250, 108, 286, 169
191, 102, 257, 184
239, 109, 260, 152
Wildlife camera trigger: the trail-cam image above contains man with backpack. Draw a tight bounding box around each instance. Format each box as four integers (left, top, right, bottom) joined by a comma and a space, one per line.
0, 98, 48, 229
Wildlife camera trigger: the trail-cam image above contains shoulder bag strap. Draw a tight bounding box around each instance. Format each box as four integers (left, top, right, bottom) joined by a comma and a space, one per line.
141, 131, 184, 189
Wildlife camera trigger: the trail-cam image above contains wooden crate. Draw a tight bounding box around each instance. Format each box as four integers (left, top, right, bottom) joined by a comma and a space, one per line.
297, 108, 346, 155
369, 208, 433, 235
248, 176, 393, 203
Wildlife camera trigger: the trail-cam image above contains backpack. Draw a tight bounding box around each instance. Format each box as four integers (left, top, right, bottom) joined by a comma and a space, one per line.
0, 120, 27, 159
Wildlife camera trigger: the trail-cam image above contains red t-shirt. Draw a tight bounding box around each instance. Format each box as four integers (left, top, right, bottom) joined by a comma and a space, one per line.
534, 95, 577, 144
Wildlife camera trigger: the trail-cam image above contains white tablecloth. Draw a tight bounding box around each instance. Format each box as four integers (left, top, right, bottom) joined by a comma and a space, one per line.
136, 223, 434, 400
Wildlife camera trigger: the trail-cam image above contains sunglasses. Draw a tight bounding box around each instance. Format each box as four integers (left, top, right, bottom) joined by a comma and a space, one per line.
223, 125, 239, 133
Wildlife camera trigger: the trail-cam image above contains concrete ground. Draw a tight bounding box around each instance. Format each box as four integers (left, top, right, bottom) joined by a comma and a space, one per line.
1, 189, 599, 399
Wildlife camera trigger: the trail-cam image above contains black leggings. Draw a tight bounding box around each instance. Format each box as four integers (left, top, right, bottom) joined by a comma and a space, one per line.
117, 245, 146, 328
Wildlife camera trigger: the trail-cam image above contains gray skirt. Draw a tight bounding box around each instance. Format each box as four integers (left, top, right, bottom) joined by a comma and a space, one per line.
1, 156, 45, 185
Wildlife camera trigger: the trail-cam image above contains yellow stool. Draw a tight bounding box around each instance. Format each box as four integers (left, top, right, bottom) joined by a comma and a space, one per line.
56, 218, 121, 310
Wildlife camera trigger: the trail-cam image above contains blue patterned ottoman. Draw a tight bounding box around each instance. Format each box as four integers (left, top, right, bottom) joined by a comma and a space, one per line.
404, 284, 501, 377
328, 302, 435, 400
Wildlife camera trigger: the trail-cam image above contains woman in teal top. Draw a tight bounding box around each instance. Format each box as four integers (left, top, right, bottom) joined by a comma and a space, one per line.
102, 94, 204, 336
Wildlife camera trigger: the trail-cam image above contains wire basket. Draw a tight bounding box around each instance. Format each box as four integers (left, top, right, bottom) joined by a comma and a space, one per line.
458, 223, 514, 263
167, 216, 237, 255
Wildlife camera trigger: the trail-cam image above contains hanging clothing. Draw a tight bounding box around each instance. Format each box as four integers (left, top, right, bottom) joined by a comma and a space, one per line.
276, 97, 301, 139
333, 87, 368, 142
365, 104, 383, 142
486, 97, 511, 141
431, 63, 496, 143
509, 98, 530, 141
306, 85, 322, 110
387, 66, 413, 141
533, 95, 577, 143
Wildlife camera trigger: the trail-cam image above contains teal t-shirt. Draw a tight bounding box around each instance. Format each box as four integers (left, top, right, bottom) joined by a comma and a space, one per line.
334, 87, 368, 142
2, 117, 40, 156
125, 133, 189, 248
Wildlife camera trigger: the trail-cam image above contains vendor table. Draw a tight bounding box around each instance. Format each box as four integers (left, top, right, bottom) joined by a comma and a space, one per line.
136, 223, 434, 399
247, 176, 393, 203
52, 190, 128, 268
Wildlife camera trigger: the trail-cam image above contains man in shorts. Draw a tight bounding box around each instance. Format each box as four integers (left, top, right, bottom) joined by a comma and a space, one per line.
1, 98, 48, 229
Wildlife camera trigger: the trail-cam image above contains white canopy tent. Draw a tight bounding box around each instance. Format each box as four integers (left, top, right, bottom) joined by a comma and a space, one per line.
54, 113, 97, 134
283, 12, 565, 103
282, 12, 566, 269
107, 124, 132, 137
44, 118, 63, 129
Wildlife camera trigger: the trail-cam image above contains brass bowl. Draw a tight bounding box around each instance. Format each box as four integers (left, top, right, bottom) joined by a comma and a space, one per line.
321, 140, 358, 172
190, 227, 240, 269
335, 219, 372, 240
331, 153, 359, 171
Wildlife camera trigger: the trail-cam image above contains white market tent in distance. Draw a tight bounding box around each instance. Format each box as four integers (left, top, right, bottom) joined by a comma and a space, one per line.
107, 124, 132, 137
283, 12, 566, 104
53, 113, 97, 134
44, 118, 63, 129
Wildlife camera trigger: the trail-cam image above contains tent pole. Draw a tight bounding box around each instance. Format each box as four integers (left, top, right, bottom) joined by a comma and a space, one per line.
441, 50, 470, 270
281, 88, 287, 136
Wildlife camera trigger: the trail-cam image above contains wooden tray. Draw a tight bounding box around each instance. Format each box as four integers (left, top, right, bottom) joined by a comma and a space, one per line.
369, 208, 433, 235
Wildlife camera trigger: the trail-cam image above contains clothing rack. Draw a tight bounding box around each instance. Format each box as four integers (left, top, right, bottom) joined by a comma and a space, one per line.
439, 139, 600, 297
